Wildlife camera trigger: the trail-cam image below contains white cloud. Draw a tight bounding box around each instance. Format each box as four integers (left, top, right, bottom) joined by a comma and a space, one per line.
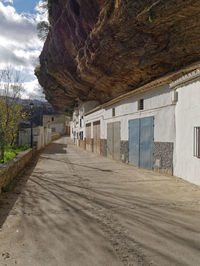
0, 1, 47, 100
23, 79, 46, 101
3, 0, 13, 4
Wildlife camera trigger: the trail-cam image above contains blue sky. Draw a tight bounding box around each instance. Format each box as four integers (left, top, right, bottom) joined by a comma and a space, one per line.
0, 0, 47, 100
12, 0, 39, 14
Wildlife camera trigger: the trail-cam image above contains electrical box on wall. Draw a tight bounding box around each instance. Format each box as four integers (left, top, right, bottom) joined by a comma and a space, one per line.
172, 90, 178, 104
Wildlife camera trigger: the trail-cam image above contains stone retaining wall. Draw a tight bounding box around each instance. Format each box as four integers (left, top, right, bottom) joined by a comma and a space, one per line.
0, 149, 34, 193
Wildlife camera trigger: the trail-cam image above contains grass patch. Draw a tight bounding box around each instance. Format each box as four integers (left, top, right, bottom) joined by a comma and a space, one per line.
10, 144, 31, 153
0, 144, 30, 165
3, 150, 16, 163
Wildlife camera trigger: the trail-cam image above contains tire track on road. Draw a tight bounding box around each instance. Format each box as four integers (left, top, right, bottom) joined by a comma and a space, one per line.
64, 146, 156, 266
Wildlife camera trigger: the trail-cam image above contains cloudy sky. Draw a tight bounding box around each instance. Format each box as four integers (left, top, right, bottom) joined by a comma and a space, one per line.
0, 0, 47, 100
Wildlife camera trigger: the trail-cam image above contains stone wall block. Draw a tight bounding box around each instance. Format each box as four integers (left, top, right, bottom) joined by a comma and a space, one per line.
154, 142, 173, 175
120, 141, 129, 163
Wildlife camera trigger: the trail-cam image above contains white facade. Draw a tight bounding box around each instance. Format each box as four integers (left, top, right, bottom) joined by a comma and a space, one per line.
18, 126, 51, 150
71, 101, 99, 144
71, 66, 200, 186
49, 123, 65, 135
85, 85, 175, 143
43, 114, 68, 136
172, 71, 200, 186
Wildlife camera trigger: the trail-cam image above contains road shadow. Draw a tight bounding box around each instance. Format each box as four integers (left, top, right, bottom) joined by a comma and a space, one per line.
1, 138, 200, 265
42, 142, 68, 154
0, 150, 41, 229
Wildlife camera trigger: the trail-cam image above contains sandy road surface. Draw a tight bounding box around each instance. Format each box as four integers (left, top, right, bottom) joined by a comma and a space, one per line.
0, 136, 200, 266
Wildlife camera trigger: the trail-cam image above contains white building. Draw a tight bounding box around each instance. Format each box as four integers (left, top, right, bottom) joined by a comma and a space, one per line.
171, 69, 200, 185
71, 63, 200, 186
43, 114, 69, 136
70, 101, 99, 146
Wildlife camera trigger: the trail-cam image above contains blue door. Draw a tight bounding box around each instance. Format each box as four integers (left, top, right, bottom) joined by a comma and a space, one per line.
129, 119, 140, 167
129, 117, 154, 170
139, 117, 154, 170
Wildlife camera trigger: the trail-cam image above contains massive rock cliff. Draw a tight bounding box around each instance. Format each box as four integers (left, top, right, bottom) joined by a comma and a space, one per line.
36, 0, 200, 111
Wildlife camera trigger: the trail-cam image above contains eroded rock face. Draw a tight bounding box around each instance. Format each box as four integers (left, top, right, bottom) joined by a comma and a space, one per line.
36, 0, 200, 111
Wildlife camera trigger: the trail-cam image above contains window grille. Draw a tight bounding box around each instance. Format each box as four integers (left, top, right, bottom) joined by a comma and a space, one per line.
138, 99, 144, 110
112, 108, 115, 117
79, 131, 83, 140
194, 127, 200, 158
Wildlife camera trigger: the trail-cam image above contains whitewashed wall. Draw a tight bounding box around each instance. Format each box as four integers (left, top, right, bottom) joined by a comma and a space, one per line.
18, 128, 31, 146
84, 109, 104, 139
70, 121, 74, 138
71, 101, 100, 143
33, 127, 44, 150
19, 127, 51, 149
33, 126, 51, 150
84, 84, 175, 143
174, 76, 200, 185
49, 123, 65, 135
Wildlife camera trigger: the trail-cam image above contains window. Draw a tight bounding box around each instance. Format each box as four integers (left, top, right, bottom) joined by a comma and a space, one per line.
52, 117, 54, 122
79, 131, 83, 140
112, 108, 115, 117
52, 127, 56, 133
194, 127, 200, 158
138, 99, 144, 110
80, 118, 82, 128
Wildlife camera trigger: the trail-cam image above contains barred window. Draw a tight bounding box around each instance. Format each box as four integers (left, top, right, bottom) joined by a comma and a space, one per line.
112, 108, 115, 117
194, 127, 200, 158
138, 99, 144, 110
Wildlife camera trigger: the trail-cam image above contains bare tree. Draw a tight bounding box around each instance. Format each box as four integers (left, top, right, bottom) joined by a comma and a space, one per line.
37, 21, 49, 41
0, 67, 25, 162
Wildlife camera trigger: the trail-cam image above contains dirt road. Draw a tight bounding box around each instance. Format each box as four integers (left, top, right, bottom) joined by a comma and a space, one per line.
0, 137, 200, 266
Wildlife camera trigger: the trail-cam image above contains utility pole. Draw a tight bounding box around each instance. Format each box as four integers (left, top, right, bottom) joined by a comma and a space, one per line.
30, 102, 34, 148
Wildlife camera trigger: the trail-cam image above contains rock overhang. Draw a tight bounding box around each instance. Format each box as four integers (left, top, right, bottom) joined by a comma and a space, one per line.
35, 0, 200, 112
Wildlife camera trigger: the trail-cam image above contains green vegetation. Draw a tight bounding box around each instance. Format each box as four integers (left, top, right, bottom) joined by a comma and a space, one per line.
2, 183, 10, 193
149, 13, 153, 23
104, 0, 115, 18
37, 21, 49, 41
3, 150, 16, 163
89, 31, 93, 40
105, 6, 112, 18
0, 68, 26, 163
148, 7, 154, 23
0, 144, 30, 165
34, 64, 41, 76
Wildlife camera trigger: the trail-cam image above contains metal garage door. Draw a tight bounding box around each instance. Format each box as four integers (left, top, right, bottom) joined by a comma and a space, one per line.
86, 123, 92, 151
129, 117, 154, 170
93, 121, 101, 154
107, 122, 121, 160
